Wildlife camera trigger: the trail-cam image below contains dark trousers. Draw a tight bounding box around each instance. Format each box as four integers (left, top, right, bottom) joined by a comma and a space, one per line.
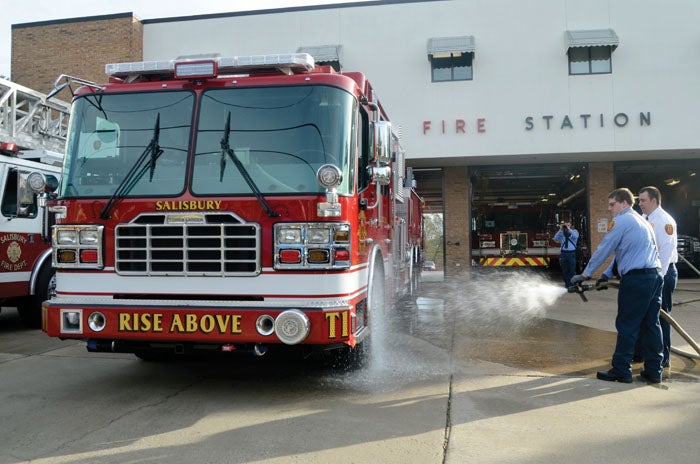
560, 251, 576, 287
611, 271, 663, 379
660, 263, 678, 364
633, 264, 677, 364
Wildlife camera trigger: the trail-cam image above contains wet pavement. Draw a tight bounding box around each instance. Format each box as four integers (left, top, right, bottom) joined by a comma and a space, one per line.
416, 270, 700, 463
411, 270, 700, 381
1, 270, 699, 463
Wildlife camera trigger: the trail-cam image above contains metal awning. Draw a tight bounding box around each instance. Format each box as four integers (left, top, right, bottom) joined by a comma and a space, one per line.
296, 45, 342, 64
427, 36, 475, 59
565, 29, 619, 53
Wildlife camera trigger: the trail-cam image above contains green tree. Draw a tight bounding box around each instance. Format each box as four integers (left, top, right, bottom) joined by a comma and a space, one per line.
423, 213, 444, 268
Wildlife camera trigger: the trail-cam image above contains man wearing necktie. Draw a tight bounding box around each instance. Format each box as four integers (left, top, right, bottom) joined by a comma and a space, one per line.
554, 221, 579, 288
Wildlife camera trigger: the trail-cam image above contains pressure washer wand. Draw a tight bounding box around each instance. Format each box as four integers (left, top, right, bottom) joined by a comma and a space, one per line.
566, 283, 596, 302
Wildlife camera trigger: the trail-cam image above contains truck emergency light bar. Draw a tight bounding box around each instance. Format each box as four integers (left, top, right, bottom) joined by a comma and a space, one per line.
105, 53, 316, 79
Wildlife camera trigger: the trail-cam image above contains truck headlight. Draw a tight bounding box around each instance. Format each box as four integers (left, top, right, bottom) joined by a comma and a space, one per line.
56, 229, 78, 245
79, 229, 100, 245
53, 225, 104, 269
274, 223, 351, 270
308, 227, 330, 244
277, 227, 302, 244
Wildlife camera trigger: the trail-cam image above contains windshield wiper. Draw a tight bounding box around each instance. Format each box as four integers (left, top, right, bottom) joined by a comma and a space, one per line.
220, 112, 279, 218
99, 113, 164, 219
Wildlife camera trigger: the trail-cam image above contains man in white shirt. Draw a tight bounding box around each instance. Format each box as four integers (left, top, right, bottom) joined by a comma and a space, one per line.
636, 186, 678, 368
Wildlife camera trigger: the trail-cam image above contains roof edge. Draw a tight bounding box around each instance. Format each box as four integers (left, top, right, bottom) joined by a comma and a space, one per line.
12, 12, 136, 29
141, 0, 443, 25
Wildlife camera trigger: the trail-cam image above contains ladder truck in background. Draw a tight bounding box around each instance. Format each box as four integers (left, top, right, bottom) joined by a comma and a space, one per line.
0, 77, 70, 326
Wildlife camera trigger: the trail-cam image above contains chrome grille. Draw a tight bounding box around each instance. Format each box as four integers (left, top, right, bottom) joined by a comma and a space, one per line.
115, 213, 260, 276
500, 232, 528, 254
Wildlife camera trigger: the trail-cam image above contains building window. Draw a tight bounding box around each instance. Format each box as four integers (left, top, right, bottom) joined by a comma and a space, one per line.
568, 46, 612, 75
427, 36, 475, 83
431, 53, 473, 82
565, 29, 618, 76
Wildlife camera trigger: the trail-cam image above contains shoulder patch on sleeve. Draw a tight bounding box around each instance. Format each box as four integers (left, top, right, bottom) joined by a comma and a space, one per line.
607, 220, 615, 232
665, 224, 674, 235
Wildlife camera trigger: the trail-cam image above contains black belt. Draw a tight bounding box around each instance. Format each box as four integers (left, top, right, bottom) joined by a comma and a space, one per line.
623, 268, 661, 277
560, 250, 576, 253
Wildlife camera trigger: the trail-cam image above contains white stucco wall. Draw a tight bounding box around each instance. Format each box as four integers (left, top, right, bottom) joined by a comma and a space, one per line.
142, 0, 700, 164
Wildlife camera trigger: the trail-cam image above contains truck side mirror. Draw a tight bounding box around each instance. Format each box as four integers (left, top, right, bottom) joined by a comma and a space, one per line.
372, 121, 392, 164
367, 165, 391, 186
15, 171, 59, 218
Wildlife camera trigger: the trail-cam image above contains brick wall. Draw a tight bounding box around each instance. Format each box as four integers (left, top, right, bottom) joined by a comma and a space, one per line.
586, 161, 615, 276
11, 13, 143, 94
443, 166, 470, 276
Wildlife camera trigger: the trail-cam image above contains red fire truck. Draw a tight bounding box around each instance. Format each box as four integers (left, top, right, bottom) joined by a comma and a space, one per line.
40, 53, 424, 364
472, 204, 574, 267
1, 78, 69, 327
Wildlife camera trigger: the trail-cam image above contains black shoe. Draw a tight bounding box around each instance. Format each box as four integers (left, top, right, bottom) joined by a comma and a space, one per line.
632, 356, 643, 363
639, 371, 661, 384
596, 369, 633, 383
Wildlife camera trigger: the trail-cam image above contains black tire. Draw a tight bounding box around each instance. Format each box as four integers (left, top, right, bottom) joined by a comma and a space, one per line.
17, 264, 55, 329
369, 257, 386, 317
366, 257, 386, 365
134, 350, 175, 362
327, 341, 368, 371
410, 261, 420, 296
326, 256, 385, 370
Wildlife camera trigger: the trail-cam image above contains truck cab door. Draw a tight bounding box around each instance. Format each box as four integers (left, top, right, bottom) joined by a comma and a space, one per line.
1, 164, 37, 299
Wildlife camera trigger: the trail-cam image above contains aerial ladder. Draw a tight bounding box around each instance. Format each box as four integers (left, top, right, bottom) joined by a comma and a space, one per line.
1, 77, 70, 154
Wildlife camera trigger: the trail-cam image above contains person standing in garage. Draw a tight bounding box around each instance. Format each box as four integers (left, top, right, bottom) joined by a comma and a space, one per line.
571, 188, 663, 384
554, 221, 579, 288
635, 186, 678, 368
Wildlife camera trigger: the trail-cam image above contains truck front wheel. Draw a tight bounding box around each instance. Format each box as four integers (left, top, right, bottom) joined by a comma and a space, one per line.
326, 258, 385, 370
17, 265, 55, 328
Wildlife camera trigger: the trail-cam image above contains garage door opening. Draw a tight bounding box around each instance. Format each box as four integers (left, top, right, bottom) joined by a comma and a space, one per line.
412, 168, 444, 278
470, 163, 589, 272
616, 159, 700, 276
615, 159, 700, 238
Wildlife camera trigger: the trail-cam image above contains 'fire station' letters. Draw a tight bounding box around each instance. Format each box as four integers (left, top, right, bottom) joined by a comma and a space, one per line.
524, 112, 651, 130
422, 118, 486, 135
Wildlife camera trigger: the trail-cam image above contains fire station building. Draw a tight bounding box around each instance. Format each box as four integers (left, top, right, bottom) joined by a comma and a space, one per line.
11, 0, 700, 276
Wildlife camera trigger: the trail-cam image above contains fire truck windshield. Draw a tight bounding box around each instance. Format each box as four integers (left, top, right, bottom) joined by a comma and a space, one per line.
60, 85, 356, 200
193, 85, 355, 196
61, 91, 193, 198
